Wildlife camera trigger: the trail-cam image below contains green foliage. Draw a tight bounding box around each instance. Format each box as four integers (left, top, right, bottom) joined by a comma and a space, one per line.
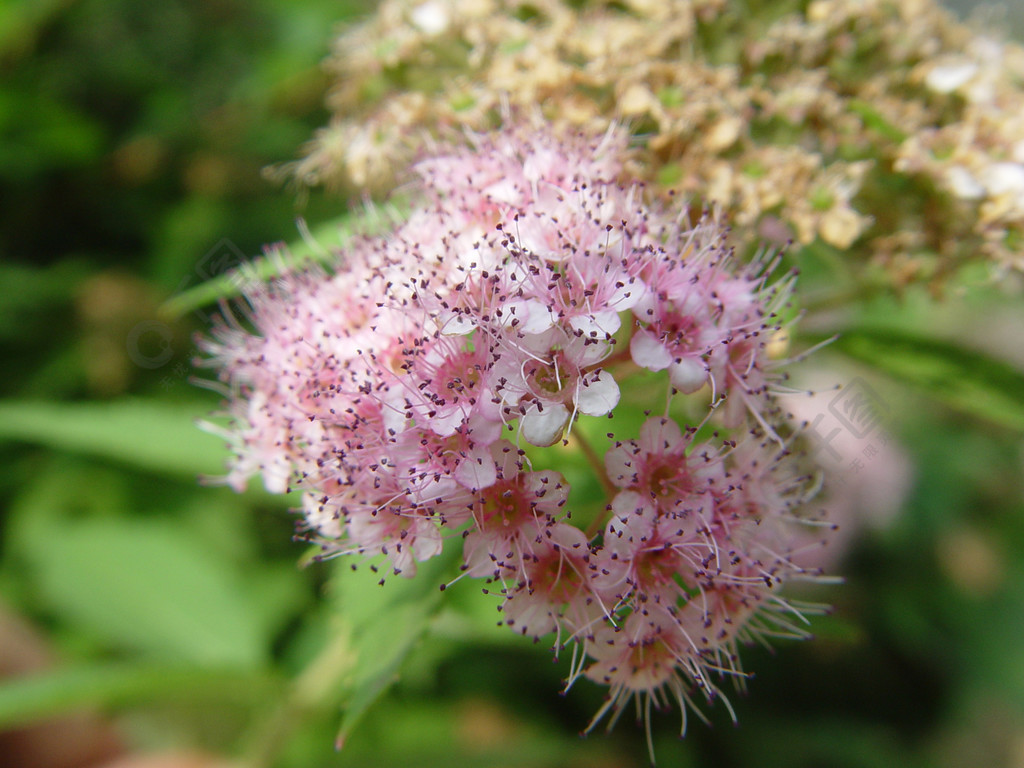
1, 2, 1023, 767
161, 202, 408, 318
0, 663, 279, 732
36, 519, 267, 666
0, 399, 228, 478
329, 554, 454, 748
832, 328, 1024, 432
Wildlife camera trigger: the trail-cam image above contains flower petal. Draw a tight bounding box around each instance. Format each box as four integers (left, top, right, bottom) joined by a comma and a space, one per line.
520, 402, 570, 447
575, 370, 620, 417
630, 329, 672, 371
669, 357, 707, 394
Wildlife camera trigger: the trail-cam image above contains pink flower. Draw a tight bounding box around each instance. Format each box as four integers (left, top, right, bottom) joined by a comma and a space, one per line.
390, 415, 502, 492
592, 491, 712, 609
499, 522, 598, 645
492, 325, 620, 446
201, 117, 832, 750
585, 605, 691, 694
605, 417, 724, 514
461, 441, 569, 578
582, 603, 724, 749
627, 224, 728, 394
397, 331, 498, 437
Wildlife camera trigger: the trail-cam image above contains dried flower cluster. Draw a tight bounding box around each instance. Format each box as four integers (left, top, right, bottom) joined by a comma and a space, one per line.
286, 0, 1024, 286
206, 122, 829, 739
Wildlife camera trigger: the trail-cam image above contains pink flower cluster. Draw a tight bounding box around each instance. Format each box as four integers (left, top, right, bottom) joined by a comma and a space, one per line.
201, 121, 828, 738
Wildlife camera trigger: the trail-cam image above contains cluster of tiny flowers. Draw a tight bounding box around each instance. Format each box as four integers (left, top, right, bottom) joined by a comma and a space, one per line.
290, 0, 1024, 286
202, 121, 828, 738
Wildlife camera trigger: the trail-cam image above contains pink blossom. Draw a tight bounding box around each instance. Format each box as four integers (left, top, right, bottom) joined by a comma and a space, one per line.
461, 441, 569, 578
499, 522, 598, 644
492, 325, 620, 446
200, 118, 832, 749
604, 417, 724, 515
591, 491, 709, 609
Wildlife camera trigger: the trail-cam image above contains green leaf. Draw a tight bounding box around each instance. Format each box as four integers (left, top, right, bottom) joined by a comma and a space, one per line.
831, 328, 1024, 431
243, 554, 456, 764
33, 519, 267, 667
0, 663, 277, 731
0, 399, 226, 479
335, 599, 440, 748
0, 0, 73, 61
331, 552, 456, 748
160, 201, 408, 318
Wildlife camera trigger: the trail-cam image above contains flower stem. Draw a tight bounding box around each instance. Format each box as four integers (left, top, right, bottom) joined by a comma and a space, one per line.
570, 429, 617, 539
571, 429, 614, 498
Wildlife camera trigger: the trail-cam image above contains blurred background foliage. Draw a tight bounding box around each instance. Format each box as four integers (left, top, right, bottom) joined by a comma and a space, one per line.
1, 2, 1023, 768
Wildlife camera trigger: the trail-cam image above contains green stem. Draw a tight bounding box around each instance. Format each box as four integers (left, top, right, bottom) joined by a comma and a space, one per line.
160, 202, 408, 319
571, 429, 614, 500
570, 430, 617, 540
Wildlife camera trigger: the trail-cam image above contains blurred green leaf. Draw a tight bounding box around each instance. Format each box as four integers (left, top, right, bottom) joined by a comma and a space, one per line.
161, 201, 407, 319
0, 399, 226, 479
0, 662, 278, 731
243, 554, 455, 764
335, 599, 440, 748
0, 0, 68, 60
246, 565, 311, 645
0, 458, 130, 614
831, 327, 1024, 432
733, 717, 929, 768
0, 259, 89, 338
331, 552, 455, 747
0, 89, 104, 179
34, 519, 266, 667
